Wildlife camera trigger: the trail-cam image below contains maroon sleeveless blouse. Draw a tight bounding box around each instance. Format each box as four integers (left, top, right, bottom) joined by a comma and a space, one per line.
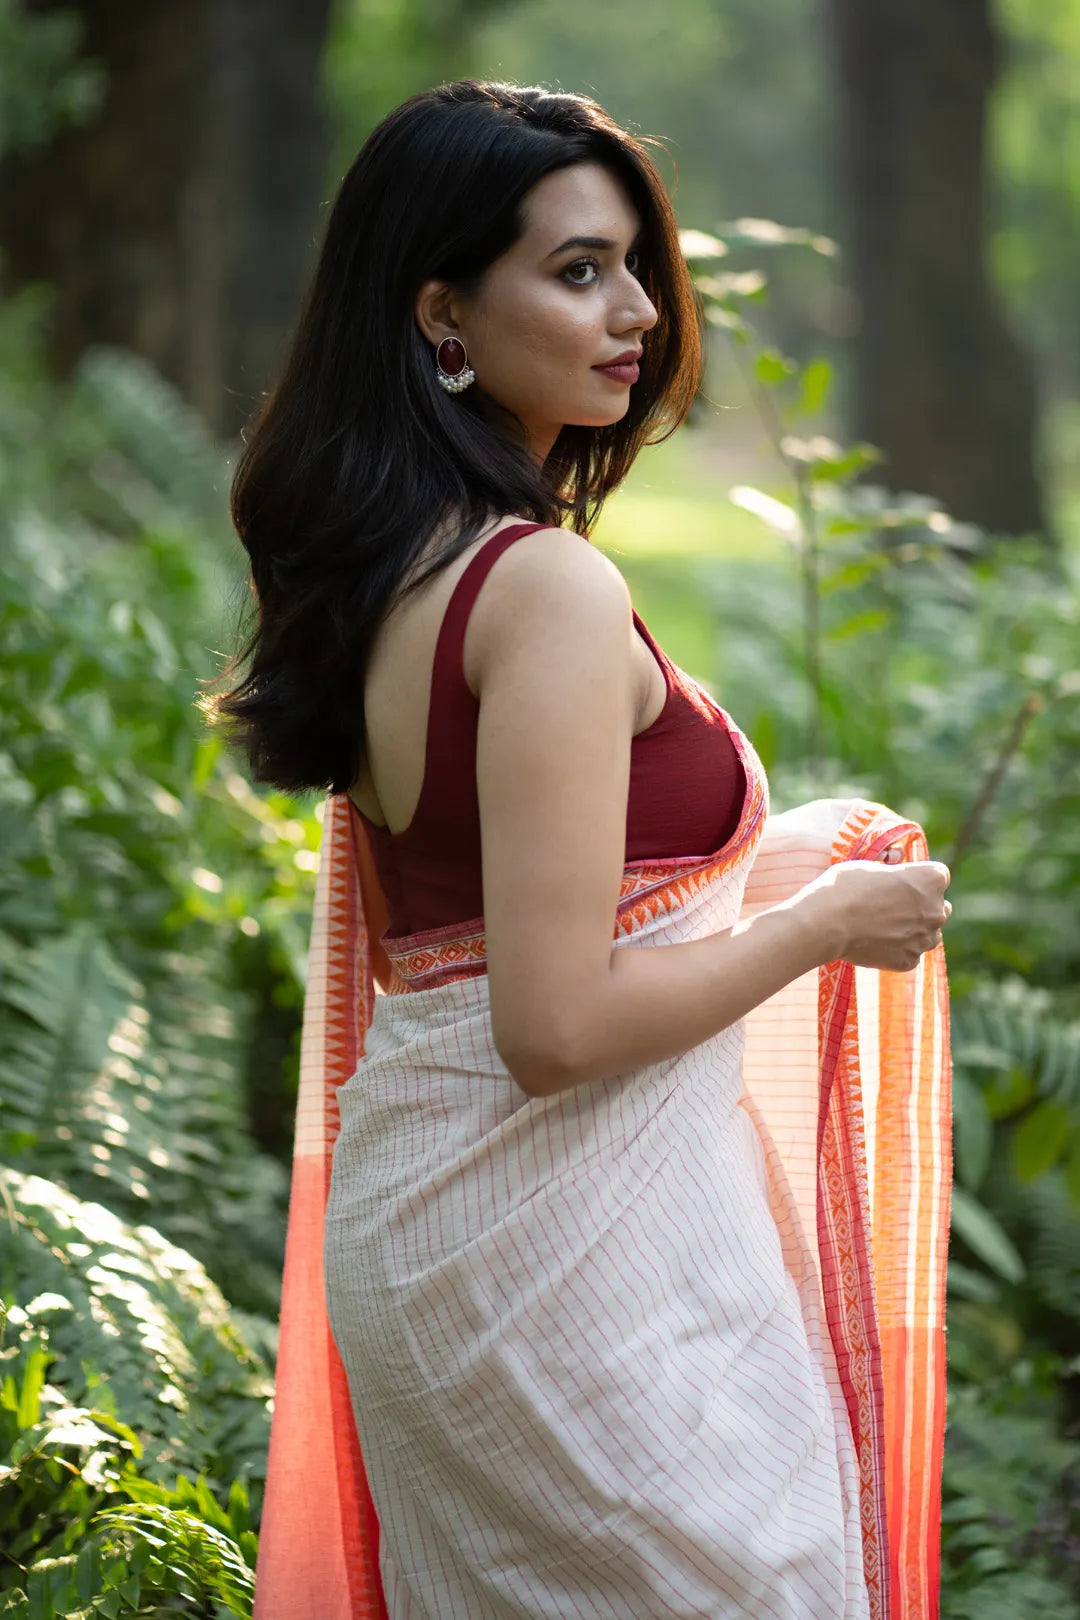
354, 521, 747, 940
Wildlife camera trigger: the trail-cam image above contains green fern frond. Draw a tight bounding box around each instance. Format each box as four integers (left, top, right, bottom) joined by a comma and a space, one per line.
953, 977, 1080, 1114
0, 1169, 272, 1496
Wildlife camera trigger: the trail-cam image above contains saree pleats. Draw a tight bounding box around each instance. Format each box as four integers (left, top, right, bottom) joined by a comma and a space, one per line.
253, 780, 950, 1620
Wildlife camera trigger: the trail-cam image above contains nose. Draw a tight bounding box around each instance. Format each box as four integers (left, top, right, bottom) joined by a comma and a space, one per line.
615, 283, 658, 338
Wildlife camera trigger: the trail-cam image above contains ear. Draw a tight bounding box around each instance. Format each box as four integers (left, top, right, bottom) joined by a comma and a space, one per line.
414, 278, 466, 347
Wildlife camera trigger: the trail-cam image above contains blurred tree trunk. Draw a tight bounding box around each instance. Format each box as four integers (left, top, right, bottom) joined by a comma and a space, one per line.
827, 0, 1052, 541
0, 0, 334, 437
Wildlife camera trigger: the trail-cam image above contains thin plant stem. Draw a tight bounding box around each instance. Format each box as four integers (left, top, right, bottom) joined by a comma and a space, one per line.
724, 333, 824, 774
948, 692, 1044, 874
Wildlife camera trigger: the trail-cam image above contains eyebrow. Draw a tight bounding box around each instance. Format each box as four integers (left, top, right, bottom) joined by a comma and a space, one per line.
545, 230, 643, 259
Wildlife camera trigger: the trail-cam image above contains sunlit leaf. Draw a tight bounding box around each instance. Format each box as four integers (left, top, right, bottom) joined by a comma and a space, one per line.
16, 1342, 47, 1428
716, 218, 840, 257
754, 348, 798, 386
729, 486, 803, 545
800, 359, 832, 416
678, 228, 729, 260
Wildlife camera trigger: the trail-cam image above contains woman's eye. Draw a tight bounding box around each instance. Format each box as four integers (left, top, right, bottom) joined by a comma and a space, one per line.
563, 258, 599, 286
562, 251, 643, 287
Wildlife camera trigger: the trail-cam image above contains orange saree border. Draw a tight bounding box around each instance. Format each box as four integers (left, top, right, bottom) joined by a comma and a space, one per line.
834, 809, 952, 1620
252, 795, 387, 1620
803, 804, 950, 1620
252, 793, 951, 1620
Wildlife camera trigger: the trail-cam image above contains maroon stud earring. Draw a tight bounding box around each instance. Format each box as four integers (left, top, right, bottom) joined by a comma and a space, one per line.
435, 336, 475, 394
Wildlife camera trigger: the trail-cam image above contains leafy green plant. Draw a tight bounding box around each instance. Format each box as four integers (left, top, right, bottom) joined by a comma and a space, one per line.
0, 1169, 274, 1490
0, 1171, 267, 1605
0, 914, 289, 1317
952, 976, 1080, 1206
0, 0, 105, 159
940, 1365, 1080, 1618
0, 292, 333, 1312
0, 284, 317, 1608
684, 227, 1080, 1003
0, 1338, 257, 1616
0, 1330, 141, 1584
12, 1500, 255, 1619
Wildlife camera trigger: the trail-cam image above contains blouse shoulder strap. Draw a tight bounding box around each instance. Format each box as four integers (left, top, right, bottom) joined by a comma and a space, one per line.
424, 521, 550, 774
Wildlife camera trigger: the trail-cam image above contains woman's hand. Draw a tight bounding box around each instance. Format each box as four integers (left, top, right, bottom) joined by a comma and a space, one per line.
798, 854, 953, 972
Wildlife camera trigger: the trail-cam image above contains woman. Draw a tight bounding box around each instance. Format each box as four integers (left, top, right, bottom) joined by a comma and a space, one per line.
214, 80, 952, 1620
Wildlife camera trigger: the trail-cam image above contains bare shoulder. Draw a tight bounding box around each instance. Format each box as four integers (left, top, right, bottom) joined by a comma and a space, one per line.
480, 523, 629, 597
467, 524, 632, 684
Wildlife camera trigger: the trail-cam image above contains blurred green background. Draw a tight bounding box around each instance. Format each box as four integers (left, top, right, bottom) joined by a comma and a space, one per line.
2, 1, 1079, 1614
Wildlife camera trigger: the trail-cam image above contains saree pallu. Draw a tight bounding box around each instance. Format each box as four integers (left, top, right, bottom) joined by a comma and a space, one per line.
252, 714, 951, 1620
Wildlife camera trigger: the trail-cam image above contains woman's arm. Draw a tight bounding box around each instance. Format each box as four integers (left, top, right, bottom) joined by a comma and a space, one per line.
472, 528, 947, 1099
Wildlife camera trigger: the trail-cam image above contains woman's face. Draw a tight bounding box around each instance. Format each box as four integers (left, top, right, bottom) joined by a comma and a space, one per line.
416, 162, 660, 463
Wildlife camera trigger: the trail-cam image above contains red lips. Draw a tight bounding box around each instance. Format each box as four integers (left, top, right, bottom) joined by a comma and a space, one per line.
593, 349, 643, 368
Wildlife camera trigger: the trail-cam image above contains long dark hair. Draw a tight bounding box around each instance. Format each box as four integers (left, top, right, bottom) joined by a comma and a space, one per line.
206, 79, 703, 797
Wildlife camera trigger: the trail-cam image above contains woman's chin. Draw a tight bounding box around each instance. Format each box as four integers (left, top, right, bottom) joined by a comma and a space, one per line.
561, 401, 632, 429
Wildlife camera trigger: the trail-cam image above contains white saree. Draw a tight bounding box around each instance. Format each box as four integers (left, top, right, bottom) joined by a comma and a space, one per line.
253, 701, 951, 1620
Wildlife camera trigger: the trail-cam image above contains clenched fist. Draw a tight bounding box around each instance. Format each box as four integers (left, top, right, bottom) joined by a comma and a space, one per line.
799, 855, 953, 972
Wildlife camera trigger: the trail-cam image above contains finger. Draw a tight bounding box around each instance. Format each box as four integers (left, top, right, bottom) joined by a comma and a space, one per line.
929, 860, 951, 888
881, 845, 903, 865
